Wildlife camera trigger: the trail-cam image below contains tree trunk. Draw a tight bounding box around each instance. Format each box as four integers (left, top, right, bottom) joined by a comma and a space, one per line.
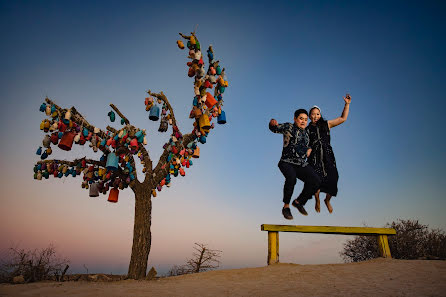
196, 248, 205, 273
127, 184, 152, 279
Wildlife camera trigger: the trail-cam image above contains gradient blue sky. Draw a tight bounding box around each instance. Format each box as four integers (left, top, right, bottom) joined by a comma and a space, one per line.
1, 1, 445, 275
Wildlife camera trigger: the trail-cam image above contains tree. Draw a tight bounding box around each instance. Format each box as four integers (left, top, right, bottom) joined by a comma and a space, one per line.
168, 243, 222, 276
185, 243, 222, 273
341, 219, 446, 262
33, 31, 229, 279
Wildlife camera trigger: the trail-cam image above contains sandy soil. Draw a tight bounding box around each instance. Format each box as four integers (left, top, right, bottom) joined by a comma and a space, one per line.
1, 258, 445, 297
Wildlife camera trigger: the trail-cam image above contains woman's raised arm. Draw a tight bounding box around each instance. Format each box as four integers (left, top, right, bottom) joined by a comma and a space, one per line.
328, 94, 351, 129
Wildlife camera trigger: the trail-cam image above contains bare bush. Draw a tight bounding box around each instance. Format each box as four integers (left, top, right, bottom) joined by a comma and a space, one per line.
341, 219, 446, 262
168, 264, 190, 276
341, 234, 380, 262
168, 243, 222, 276
0, 244, 69, 283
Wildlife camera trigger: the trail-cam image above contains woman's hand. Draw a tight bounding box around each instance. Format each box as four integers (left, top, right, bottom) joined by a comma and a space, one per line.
270, 119, 278, 126
343, 94, 352, 104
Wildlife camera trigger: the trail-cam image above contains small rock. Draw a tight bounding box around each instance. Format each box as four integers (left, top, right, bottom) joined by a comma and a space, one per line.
87, 274, 97, 282
12, 275, 25, 284
146, 267, 157, 280
97, 274, 113, 282
88, 274, 112, 282
69, 274, 84, 281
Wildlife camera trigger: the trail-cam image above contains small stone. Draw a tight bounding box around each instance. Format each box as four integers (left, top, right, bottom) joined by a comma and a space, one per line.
12, 275, 25, 284
97, 274, 113, 282
146, 267, 157, 280
88, 274, 112, 282
87, 274, 97, 281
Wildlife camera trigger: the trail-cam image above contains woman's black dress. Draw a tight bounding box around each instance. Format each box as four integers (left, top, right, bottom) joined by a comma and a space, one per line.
307, 121, 339, 196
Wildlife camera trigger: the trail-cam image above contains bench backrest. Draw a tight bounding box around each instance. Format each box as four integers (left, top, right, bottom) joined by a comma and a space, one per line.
261, 224, 396, 235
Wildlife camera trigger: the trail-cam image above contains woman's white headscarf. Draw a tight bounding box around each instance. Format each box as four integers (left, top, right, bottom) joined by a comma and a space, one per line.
310, 105, 321, 113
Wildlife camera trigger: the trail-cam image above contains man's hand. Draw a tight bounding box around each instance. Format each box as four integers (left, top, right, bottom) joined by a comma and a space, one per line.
306, 148, 312, 157
269, 119, 278, 126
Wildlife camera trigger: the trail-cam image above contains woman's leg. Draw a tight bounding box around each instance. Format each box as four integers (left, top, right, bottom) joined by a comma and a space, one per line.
324, 194, 333, 213
315, 190, 321, 213
321, 166, 338, 213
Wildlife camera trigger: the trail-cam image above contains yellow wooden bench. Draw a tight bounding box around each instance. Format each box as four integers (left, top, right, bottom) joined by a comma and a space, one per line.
261, 224, 397, 265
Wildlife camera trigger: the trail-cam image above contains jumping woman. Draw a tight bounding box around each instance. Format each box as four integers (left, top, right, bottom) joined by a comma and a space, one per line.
307, 94, 351, 213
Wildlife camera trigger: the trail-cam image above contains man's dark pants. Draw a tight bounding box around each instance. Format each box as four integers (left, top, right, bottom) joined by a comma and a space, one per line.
278, 161, 321, 206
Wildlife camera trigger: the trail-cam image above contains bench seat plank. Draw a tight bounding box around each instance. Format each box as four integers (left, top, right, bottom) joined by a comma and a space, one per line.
261, 224, 396, 235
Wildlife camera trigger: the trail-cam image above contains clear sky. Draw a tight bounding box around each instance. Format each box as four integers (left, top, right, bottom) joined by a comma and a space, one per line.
1, 0, 445, 275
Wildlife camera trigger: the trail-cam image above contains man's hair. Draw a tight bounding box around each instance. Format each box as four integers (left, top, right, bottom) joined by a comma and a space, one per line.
294, 109, 308, 118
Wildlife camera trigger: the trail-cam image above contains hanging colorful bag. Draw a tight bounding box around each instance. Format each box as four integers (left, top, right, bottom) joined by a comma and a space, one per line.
108, 188, 119, 203
205, 92, 217, 108
58, 131, 76, 151
217, 110, 227, 124
106, 152, 119, 171
149, 105, 160, 121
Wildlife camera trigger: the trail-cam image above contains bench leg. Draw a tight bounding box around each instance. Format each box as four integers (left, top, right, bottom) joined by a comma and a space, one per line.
377, 235, 392, 258
267, 231, 279, 265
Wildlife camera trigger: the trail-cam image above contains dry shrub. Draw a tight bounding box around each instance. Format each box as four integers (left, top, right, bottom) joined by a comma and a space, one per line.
0, 244, 69, 283
168, 243, 222, 276
341, 219, 446, 262
168, 265, 190, 276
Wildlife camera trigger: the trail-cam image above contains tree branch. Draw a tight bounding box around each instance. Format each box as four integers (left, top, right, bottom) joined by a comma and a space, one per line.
115, 146, 139, 184
128, 154, 138, 184
140, 145, 153, 183
146, 90, 189, 187
110, 104, 130, 125
36, 157, 138, 188
106, 126, 117, 134
44, 98, 108, 140
179, 32, 189, 39
147, 90, 178, 128
106, 118, 153, 183
37, 158, 105, 167
150, 133, 195, 188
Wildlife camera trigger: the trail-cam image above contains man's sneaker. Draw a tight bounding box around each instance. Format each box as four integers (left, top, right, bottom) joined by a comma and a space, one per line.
292, 200, 308, 216
282, 207, 293, 220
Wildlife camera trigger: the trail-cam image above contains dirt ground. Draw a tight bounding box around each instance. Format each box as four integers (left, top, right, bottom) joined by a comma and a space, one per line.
1, 258, 445, 297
